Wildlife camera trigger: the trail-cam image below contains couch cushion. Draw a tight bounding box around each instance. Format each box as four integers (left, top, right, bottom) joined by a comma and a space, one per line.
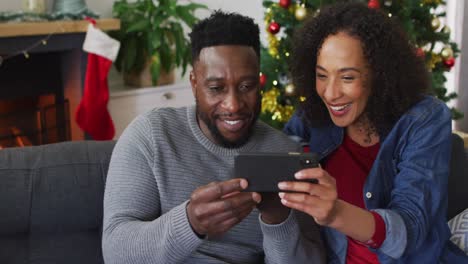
0, 140, 115, 235
0, 141, 115, 235
0, 231, 104, 264
31, 162, 107, 233
0, 140, 114, 264
0, 169, 32, 234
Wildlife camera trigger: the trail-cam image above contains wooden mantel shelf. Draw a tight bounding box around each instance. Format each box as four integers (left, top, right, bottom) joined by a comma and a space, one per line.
0, 18, 120, 38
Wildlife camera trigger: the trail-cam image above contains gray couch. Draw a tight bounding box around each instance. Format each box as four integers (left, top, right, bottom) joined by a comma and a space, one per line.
0, 135, 466, 263
0, 141, 115, 264
448, 133, 468, 220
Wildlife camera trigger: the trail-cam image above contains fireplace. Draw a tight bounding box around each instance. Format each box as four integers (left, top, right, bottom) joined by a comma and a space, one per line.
0, 95, 70, 148
0, 19, 120, 148
0, 43, 80, 148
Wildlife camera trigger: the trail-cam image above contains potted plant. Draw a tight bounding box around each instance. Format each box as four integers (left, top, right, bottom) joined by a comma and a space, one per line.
112, 0, 207, 87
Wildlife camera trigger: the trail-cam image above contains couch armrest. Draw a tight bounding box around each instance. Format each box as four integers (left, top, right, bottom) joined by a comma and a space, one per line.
448, 134, 468, 220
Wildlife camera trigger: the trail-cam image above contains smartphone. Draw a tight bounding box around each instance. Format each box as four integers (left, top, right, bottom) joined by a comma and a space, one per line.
234, 152, 320, 192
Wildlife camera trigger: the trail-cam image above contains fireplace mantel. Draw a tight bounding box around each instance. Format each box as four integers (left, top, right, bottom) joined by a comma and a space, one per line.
0, 19, 120, 142
0, 18, 120, 38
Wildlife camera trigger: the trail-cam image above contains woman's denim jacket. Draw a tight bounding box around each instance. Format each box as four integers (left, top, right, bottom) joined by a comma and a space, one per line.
284, 96, 468, 263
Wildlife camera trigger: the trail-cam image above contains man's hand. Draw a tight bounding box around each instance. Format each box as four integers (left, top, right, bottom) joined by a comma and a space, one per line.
257, 192, 290, 224
187, 178, 260, 237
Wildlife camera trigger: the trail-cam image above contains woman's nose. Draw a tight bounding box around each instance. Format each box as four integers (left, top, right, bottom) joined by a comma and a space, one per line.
323, 78, 342, 101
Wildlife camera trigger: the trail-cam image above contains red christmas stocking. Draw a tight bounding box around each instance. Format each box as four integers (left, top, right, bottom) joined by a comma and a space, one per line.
76, 24, 120, 140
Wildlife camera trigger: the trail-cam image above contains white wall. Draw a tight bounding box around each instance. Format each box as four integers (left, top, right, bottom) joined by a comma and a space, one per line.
453, 1, 468, 132
0, 1, 263, 25
0, 1, 26, 12
0, 0, 116, 17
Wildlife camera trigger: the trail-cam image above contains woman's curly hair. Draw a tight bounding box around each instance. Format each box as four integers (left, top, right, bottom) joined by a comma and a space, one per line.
291, 2, 429, 135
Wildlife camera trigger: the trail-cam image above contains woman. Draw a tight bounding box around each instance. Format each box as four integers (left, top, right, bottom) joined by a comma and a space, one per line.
279, 2, 468, 263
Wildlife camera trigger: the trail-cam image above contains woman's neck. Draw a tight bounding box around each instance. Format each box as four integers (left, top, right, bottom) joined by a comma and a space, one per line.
346, 119, 380, 147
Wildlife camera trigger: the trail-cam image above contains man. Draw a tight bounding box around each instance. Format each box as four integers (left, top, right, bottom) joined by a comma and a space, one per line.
102, 11, 325, 264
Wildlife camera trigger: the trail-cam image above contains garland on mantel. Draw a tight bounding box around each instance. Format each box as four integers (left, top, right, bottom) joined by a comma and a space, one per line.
0, 10, 99, 23
0, 10, 100, 67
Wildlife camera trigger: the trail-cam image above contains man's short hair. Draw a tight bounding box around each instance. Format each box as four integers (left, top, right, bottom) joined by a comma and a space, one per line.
189, 10, 260, 63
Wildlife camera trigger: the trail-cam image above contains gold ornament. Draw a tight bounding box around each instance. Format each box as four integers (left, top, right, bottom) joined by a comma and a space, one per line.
431, 17, 441, 30
268, 109, 279, 120
268, 48, 278, 57
427, 52, 442, 70
283, 105, 294, 122
271, 105, 294, 122
265, 9, 272, 22
295, 4, 307, 21
261, 88, 280, 114
443, 26, 451, 34
268, 34, 279, 47
261, 88, 295, 122
441, 46, 453, 59
272, 110, 282, 121
267, 34, 279, 57
273, 107, 284, 121
284, 83, 296, 96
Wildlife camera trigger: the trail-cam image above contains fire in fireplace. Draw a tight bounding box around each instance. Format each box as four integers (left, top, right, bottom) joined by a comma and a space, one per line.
0, 94, 70, 148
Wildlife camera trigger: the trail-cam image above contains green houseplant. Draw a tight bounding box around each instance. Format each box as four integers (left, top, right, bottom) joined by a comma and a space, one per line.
112, 0, 207, 87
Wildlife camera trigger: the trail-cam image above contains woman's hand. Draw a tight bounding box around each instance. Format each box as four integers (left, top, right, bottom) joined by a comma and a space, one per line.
277, 167, 340, 226
279, 168, 377, 242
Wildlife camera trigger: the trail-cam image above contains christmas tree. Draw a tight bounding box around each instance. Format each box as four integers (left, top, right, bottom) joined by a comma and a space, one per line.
260, 0, 461, 129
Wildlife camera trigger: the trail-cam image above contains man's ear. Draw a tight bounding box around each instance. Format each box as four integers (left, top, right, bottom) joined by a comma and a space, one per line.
189, 70, 197, 96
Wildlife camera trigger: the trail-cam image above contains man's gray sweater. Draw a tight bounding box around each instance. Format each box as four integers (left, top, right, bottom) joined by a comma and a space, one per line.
102, 106, 325, 263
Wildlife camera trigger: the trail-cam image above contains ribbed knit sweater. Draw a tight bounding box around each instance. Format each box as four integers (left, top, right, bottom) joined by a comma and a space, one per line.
102, 106, 325, 264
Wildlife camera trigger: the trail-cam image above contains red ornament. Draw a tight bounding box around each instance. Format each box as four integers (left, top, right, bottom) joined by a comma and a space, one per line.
416, 48, 425, 58
259, 73, 267, 87
368, 0, 380, 9
279, 0, 291, 9
268, 22, 281, 35
443, 57, 455, 69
